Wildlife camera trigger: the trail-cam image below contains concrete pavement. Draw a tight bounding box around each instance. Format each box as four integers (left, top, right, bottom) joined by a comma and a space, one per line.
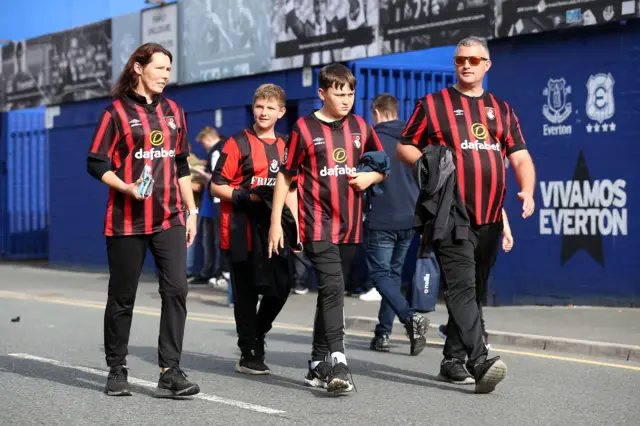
2, 280, 640, 425
187, 284, 640, 362
2, 263, 640, 362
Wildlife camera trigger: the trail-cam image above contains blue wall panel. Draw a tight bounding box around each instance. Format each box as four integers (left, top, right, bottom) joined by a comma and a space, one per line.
2, 107, 49, 260
487, 23, 639, 306
0, 113, 6, 258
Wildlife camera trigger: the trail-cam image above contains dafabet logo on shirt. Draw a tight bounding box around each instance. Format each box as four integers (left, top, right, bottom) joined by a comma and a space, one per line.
461, 123, 500, 151
134, 130, 175, 159
321, 148, 356, 177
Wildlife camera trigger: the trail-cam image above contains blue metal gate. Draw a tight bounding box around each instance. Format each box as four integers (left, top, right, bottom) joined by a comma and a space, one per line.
1, 107, 49, 259
349, 63, 457, 123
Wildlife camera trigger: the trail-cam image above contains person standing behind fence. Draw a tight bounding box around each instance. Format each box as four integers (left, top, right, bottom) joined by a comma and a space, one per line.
86, 42, 200, 398
364, 93, 428, 356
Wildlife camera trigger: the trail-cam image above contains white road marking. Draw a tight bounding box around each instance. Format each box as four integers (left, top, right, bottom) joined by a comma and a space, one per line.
9, 353, 286, 415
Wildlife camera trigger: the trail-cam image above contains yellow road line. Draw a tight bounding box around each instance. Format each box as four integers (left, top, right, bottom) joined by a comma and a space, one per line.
2, 291, 639, 372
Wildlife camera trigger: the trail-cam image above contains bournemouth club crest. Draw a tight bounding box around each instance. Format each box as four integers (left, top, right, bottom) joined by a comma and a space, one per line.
352, 134, 361, 150
165, 116, 177, 130
484, 107, 495, 120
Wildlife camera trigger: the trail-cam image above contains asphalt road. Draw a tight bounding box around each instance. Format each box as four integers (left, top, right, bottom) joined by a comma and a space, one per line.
2, 276, 640, 426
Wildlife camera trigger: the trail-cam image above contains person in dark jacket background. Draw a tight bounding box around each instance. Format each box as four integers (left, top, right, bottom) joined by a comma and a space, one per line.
365, 93, 428, 356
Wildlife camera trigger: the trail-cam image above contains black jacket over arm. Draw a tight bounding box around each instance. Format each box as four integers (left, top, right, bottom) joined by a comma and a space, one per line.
228, 186, 298, 297
412, 145, 470, 258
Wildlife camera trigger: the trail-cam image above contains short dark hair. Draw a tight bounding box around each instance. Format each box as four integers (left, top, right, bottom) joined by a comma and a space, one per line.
371, 93, 399, 117
318, 63, 356, 91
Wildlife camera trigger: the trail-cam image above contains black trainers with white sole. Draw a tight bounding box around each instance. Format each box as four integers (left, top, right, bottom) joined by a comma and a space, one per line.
235, 353, 271, 375
405, 314, 429, 356
327, 362, 355, 394
304, 360, 332, 388
370, 333, 390, 352
154, 367, 200, 398
471, 356, 508, 394
105, 365, 132, 396
437, 358, 475, 385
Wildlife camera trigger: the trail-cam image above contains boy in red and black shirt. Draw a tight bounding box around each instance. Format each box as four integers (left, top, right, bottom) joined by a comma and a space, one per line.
268, 63, 387, 394
211, 84, 297, 375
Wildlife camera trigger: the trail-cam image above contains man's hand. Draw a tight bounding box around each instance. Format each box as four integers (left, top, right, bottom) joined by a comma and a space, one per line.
517, 191, 535, 218
186, 214, 197, 247
502, 231, 514, 252
268, 223, 284, 258
123, 177, 147, 201
348, 171, 377, 191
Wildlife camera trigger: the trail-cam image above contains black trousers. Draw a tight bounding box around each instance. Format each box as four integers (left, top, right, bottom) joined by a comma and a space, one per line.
230, 259, 290, 352
104, 225, 188, 369
304, 241, 357, 361
436, 230, 485, 364
474, 222, 504, 331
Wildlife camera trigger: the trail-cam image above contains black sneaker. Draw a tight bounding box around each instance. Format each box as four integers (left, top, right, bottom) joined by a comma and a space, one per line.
370, 334, 390, 352
327, 361, 355, 394
104, 365, 132, 396
405, 314, 429, 356
154, 367, 200, 398
437, 358, 475, 385
470, 356, 508, 394
235, 351, 270, 375
292, 284, 309, 295
303, 360, 331, 388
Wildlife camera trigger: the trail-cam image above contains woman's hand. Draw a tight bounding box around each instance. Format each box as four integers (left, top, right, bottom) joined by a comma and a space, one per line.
186, 214, 197, 247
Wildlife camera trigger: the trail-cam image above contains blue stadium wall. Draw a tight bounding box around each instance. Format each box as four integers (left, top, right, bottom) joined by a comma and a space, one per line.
487, 22, 638, 307
32, 20, 640, 306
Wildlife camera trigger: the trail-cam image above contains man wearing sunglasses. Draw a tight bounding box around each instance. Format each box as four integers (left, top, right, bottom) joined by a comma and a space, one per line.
397, 36, 536, 394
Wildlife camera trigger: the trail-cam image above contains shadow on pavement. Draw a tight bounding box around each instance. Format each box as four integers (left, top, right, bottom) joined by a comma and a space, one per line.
0, 355, 158, 398
128, 336, 473, 396
127, 345, 332, 398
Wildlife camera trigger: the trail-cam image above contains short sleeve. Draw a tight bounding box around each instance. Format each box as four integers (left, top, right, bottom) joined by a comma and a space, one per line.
280, 126, 306, 176
175, 108, 190, 157
399, 99, 430, 150
212, 137, 241, 185
364, 122, 384, 153
505, 106, 527, 156
209, 149, 221, 173
87, 110, 119, 160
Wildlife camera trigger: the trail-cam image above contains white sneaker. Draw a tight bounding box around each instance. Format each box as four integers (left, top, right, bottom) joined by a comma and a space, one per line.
208, 276, 229, 290
359, 288, 382, 302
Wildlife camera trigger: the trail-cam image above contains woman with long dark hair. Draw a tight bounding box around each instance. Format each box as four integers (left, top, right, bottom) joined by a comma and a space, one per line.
86, 43, 200, 398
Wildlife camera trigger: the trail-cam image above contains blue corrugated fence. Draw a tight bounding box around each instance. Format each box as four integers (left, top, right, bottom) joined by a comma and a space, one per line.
3, 107, 49, 259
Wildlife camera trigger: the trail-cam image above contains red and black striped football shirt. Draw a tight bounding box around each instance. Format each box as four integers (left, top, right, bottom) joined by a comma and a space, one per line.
212, 127, 288, 251
281, 113, 384, 245
399, 87, 527, 225
87, 93, 189, 236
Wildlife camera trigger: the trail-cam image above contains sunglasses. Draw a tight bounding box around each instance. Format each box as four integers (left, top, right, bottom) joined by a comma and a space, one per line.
454, 56, 489, 66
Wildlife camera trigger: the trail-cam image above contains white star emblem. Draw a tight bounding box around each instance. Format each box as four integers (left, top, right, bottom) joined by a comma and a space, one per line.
609, 122, 616, 132
586, 124, 593, 133
594, 124, 601, 132
602, 123, 609, 132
